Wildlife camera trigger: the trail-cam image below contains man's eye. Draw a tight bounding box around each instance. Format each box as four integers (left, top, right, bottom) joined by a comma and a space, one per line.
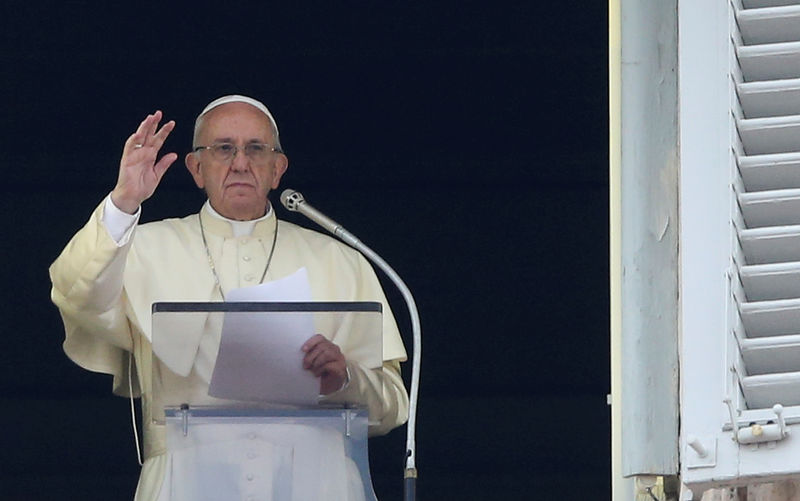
215, 144, 235, 154
247, 144, 267, 154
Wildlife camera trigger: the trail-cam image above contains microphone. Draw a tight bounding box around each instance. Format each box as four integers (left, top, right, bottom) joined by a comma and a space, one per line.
280, 189, 360, 246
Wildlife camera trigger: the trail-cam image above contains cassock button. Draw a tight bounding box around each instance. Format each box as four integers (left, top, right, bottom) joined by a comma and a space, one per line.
243, 255, 251, 262
246, 473, 255, 481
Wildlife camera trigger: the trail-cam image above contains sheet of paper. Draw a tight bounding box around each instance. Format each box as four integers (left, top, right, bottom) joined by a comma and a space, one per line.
208, 268, 320, 405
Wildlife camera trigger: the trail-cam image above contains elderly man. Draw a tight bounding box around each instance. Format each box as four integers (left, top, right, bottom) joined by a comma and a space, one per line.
49, 95, 409, 500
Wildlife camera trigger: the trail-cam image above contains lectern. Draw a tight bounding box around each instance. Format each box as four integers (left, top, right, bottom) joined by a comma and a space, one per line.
150, 301, 383, 501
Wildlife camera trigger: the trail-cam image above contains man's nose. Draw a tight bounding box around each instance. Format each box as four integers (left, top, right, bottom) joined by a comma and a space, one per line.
230, 147, 249, 171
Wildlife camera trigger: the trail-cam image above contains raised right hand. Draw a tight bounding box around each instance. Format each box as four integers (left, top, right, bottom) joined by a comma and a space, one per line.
110, 111, 177, 214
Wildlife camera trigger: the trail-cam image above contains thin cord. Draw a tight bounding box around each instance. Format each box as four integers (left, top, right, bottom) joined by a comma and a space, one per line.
128, 352, 143, 466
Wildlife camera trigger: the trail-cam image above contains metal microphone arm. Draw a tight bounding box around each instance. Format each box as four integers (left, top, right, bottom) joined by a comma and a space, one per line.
280, 189, 421, 500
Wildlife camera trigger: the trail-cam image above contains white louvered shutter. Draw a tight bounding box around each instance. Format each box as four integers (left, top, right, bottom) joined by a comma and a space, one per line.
734, 0, 800, 416
680, 0, 800, 494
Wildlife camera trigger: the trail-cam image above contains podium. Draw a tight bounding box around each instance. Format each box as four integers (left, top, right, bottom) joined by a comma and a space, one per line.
150, 301, 383, 501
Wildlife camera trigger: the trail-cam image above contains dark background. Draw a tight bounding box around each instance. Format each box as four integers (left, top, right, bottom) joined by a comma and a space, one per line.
0, 2, 609, 500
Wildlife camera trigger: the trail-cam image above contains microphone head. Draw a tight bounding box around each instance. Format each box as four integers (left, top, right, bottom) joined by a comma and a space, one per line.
280, 189, 304, 211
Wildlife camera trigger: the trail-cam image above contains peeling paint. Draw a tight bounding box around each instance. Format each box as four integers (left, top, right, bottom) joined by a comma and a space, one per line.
658, 216, 670, 242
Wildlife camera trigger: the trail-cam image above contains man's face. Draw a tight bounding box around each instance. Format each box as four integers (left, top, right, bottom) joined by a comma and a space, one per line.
185, 102, 288, 221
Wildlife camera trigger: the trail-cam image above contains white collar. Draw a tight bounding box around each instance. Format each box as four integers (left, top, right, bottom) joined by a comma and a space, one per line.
203, 201, 273, 238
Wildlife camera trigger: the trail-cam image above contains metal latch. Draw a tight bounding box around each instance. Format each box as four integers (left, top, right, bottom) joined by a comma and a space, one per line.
725, 400, 789, 446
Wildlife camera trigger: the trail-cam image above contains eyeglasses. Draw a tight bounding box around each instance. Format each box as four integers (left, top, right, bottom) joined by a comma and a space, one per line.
193, 142, 282, 163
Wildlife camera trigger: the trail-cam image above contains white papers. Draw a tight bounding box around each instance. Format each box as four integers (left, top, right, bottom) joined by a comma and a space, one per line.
225, 267, 313, 304
208, 268, 320, 405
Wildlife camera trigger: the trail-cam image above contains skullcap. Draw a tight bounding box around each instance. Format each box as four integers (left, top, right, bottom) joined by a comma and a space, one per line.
197, 95, 279, 133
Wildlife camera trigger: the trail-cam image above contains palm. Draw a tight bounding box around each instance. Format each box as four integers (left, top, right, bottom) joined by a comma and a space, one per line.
120, 148, 167, 197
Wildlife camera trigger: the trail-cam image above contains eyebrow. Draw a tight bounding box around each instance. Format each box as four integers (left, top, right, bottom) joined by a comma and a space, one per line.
212, 137, 270, 144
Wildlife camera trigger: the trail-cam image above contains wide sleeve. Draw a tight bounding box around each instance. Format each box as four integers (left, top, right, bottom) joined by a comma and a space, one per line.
321, 249, 410, 436
354, 254, 408, 363
322, 359, 409, 437
49, 200, 138, 394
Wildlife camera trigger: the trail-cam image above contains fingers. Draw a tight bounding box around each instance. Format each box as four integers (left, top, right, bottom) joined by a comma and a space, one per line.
301, 333, 327, 353
153, 152, 178, 179
139, 110, 162, 145
121, 111, 177, 179
305, 349, 341, 376
302, 335, 344, 376
301, 335, 348, 395
303, 343, 343, 373
153, 120, 176, 149
126, 112, 157, 150
126, 111, 175, 152
137, 112, 157, 145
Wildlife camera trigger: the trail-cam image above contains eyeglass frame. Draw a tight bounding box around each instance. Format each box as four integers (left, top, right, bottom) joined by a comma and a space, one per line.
192, 142, 283, 163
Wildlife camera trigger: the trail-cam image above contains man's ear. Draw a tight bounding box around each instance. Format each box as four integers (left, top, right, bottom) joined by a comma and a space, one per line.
271, 153, 289, 189
185, 152, 204, 188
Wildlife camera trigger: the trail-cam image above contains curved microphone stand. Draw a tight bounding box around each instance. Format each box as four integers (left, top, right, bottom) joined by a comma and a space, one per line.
280, 190, 421, 501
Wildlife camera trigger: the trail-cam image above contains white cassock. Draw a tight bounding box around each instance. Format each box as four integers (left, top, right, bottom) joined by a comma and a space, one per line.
49, 197, 409, 501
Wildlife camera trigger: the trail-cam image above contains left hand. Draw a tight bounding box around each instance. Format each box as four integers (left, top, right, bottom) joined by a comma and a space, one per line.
302, 334, 348, 395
